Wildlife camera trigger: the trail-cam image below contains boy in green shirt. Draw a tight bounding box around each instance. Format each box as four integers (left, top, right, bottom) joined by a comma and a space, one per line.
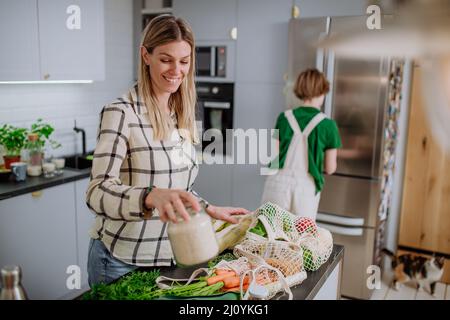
262, 69, 342, 220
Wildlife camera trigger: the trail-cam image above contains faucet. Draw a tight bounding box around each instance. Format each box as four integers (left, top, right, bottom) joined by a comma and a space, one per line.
73, 120, 87, 156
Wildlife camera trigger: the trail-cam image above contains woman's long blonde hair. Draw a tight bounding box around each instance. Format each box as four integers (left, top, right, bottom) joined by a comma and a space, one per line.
138, 14, 198, 143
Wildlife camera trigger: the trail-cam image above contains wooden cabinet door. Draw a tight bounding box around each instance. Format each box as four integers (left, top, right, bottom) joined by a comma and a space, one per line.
37, 0, 105, 81
0, 183, 78, 299
0, 0, 40, 81
399, 65, 450, 255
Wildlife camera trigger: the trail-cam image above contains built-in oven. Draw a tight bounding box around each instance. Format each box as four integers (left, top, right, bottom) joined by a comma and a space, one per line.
196, 82, 234, 156
195, 41, 235, 83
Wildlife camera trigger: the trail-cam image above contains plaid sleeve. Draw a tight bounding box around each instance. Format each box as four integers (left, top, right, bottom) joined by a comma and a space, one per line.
86, 105, 146, 221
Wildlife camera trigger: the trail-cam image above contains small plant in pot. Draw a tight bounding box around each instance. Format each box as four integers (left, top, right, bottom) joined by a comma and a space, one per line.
0, 124, 28, 169
26, 119, 61, 165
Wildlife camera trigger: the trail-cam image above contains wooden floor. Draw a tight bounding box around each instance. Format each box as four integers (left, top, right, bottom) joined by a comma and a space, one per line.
369, 271, 450, 300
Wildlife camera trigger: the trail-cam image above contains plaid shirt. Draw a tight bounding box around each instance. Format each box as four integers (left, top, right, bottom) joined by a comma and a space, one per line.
86, 85, 200, 266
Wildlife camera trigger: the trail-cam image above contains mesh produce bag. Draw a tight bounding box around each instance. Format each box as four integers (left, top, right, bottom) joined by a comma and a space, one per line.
233, 232, 307, 287
214, 253, 295, 300
251, 202, 333, 271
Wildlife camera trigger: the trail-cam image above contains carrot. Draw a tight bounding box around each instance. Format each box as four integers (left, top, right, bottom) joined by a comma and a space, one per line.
223, 275, 250, 288
223, 283, 249, 292
206, 271, 236, 285
215, 269, 236, 276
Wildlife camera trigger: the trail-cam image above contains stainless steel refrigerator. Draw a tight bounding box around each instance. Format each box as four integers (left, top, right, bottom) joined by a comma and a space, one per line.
287, 16, 402, 299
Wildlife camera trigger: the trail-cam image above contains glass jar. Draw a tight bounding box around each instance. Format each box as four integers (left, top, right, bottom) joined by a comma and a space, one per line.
26, 133, 43, 167
167, 203, 219, 267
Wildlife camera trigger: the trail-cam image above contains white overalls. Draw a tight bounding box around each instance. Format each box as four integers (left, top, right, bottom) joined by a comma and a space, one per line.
261, 109, 326, 220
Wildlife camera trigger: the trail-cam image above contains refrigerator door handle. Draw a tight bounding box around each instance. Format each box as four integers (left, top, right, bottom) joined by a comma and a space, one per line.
324, 49, 335, 118
316, 221, 364, 236
317, 212, 365, 226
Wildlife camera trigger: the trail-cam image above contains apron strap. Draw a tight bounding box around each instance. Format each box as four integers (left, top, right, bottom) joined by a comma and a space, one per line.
284, 110, 301, 134
303, 113, 326, 137
284, 110, 326, 137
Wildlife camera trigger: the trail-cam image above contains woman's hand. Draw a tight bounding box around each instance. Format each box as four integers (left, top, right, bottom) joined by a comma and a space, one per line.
144, 188, 201, 223
205, 205, 250, 224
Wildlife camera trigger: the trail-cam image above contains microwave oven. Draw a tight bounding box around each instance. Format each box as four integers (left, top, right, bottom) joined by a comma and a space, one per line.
195, 41, 235, 82
196, 46, 226, 77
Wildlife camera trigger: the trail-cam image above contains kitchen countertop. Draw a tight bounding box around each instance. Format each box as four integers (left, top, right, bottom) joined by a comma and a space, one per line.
0, 168, 90, 201
80, 244, 344, 300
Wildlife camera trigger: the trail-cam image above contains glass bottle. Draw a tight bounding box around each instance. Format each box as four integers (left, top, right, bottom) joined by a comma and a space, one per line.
0, 265, 28, 300
26, 133, 43, 167
167, 201, 219, 267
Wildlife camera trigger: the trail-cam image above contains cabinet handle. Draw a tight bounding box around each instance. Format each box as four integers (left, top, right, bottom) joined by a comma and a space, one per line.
31, 191, 42, 198
292, 5, 300, 19
230, 27, 237, 40
43, 73, 50, 80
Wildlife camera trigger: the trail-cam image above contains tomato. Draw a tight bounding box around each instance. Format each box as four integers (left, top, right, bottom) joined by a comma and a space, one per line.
294, 217, 318, 236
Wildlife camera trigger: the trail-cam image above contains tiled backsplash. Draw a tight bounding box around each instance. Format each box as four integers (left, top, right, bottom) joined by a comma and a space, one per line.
0, 0, 135, 162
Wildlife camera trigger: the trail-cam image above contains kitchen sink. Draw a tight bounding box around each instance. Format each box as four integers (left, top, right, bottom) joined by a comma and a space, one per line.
64, 154, 93, 170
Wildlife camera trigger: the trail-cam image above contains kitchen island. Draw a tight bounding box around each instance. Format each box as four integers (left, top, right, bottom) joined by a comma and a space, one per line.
80, 244, 344, 300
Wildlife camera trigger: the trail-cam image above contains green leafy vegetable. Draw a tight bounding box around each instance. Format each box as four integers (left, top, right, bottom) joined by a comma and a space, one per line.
82, 270, 162, 300
82, 270, 226, 300
249, 220, 267, 237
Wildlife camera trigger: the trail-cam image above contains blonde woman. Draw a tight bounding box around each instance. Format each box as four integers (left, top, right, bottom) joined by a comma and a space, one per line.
86, 15, 249, 286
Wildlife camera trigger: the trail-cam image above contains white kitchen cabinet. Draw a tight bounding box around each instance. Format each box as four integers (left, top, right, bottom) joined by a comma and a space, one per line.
235, 0, 291, 84
0, 0, 105, 82
38, 0, 105, 81
74, 178, 96, 293
172, 0, 237, 41
0, 183, 78, 300
313, 260, 342, 300
0, 0, 41, 81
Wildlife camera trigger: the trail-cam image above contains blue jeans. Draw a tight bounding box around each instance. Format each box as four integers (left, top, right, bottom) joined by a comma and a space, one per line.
87, 238, 138, 287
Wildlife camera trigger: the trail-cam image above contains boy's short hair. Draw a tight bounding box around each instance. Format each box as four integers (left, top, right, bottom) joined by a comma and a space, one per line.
294, 68, 330, 100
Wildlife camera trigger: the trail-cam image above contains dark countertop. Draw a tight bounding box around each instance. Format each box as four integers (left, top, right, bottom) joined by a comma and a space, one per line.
0, 168, 90, 201
80, 244, 344, 300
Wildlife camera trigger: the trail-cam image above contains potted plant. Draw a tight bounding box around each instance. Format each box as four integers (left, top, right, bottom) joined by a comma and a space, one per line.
0, 124, 28, 169
26, 119, 61, 164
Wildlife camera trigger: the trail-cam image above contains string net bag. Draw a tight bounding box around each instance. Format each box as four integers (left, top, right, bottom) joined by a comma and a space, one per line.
209, 254, 294, 300
253, 202, 334, 271
233, 231, 306, 299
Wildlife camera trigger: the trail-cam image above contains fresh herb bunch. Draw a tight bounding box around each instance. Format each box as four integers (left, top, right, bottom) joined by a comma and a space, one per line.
82, 270, 226, 300
28, 118, 61, 150
0, 124, 28, 156
82, 270, 162, 300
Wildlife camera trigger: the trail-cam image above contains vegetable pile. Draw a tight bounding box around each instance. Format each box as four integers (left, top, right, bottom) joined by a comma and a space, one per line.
82, 269, 230, 300
83, 253, 251, 300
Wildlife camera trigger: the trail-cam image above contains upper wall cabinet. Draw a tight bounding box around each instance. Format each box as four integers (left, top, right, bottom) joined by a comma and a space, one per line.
172, 0, 237, 41
0, 0, 41, 81
235, 0, 291, 84
0, 0, 105, 82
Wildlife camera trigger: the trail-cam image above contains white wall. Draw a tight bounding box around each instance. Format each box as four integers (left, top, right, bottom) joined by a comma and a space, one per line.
0, 0, 135, 161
